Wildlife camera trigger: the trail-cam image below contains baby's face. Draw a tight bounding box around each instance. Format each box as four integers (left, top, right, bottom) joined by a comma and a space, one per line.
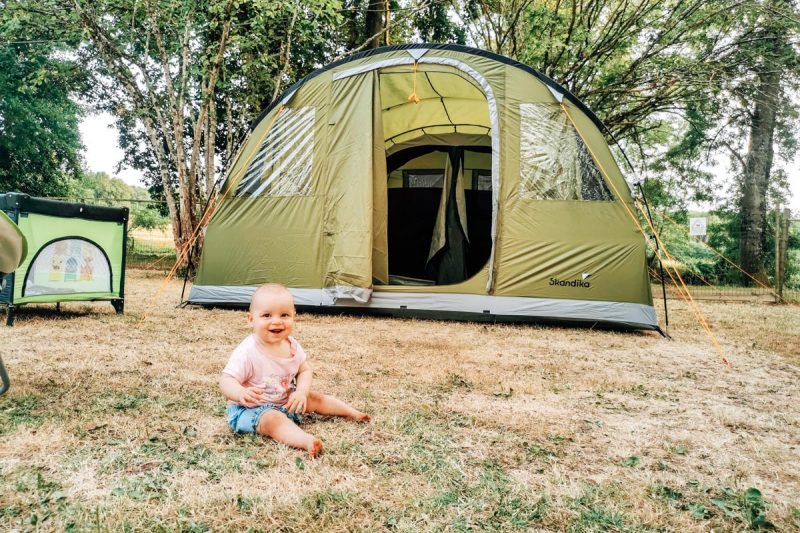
248, 289, 295, 345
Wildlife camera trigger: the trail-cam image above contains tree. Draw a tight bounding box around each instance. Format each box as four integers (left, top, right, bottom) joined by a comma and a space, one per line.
338, 1, 466, 56
736, 0, 798, 281
452, 1, 799, 260
7, 0, 343, 267
0, 34, 84, 196
365, 0, 385, 48
452, 1, 747, 147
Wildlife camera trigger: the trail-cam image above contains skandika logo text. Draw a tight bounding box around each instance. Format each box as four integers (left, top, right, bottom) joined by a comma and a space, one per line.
549, 272, 592, 288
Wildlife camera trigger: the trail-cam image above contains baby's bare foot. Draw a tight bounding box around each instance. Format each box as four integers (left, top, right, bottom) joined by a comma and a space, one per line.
307, 438, 323, 458
349, 411, 371, 423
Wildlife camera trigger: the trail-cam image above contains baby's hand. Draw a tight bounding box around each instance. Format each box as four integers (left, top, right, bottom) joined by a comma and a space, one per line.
238, 386, 264, 408
285, 390, 308, 414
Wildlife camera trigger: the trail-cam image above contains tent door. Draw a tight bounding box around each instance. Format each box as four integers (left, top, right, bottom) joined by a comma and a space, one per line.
324, 71, 387, 302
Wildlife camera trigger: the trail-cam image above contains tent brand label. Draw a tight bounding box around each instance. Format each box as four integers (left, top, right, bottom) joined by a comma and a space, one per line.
550, 275, 592, 288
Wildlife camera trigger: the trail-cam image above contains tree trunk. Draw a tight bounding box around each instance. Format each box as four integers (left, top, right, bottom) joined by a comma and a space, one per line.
738, 0, 788, 284
739, 66, 779, 283
365, 0, 384, 49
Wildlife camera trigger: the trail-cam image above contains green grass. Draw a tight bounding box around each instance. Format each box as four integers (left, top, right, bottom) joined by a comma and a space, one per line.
2, 272, 799, 531
0, 394, 47, 434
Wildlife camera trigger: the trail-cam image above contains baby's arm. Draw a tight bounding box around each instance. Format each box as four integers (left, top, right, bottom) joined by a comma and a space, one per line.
219, 372, 264, 407
285, 360, 313, 414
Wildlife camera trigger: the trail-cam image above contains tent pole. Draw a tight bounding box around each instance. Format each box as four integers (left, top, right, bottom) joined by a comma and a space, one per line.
180, 257, 193, 304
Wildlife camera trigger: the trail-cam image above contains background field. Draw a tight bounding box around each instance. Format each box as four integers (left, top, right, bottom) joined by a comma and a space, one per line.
1, 271, 799, 531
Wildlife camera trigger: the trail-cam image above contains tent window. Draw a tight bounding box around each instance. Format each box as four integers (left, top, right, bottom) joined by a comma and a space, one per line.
473, 170, 492, 191
519, 104, 613, 201
403, 170, 444, 188
235, 107, 315, 197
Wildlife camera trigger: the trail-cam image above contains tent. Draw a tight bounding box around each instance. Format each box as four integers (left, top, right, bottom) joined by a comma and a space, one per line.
0, 209, 26, 281
0, 193, 128, 326
0, 209, 26, 393
188, 44, 658, 331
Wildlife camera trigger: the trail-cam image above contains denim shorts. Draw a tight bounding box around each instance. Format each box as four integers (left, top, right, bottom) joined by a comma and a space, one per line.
226, 403, 302, 434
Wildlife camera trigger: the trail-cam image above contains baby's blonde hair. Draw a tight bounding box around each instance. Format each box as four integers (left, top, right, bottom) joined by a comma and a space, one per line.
249, 283, 294, 313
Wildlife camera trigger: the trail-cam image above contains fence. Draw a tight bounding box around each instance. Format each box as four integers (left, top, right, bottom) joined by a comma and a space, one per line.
645, 209, 799, 304
127, 226, 177, 271
652, 283, 800, 304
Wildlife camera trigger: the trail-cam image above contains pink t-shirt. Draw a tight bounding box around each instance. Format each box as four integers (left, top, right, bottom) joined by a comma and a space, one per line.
222, 334, 307, 406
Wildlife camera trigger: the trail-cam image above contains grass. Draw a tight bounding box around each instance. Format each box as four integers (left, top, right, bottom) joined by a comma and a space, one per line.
127, 226, 177, 271
1, 270, 799, 531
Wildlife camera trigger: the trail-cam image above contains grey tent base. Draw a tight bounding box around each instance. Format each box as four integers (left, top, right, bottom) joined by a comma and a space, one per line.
187, 285, 659, 331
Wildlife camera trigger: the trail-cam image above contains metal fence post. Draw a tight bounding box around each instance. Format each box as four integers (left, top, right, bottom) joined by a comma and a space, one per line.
778, 208, 791, 303
775, 207, 782, 303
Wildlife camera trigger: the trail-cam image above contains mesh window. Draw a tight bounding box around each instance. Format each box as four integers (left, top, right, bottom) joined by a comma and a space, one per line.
24, 238, 112, 297
519, 104, 613, 201
236, 107, 315, 197
473, 170, 492, 191
404, 171, 444, 188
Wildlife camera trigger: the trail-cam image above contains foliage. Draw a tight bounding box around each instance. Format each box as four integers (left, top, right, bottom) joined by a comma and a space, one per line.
0, 38, 84, 196
645, 206, 800, 289
73, 171, 169, 231
412, 1, 465, 44
4, 0, 345, 259
451, 0, 799, 218
711, 487, 774, 530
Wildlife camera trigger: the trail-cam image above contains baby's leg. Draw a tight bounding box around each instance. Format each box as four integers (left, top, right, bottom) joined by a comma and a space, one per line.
306, 391, 370, 422
256, 409, 322, 457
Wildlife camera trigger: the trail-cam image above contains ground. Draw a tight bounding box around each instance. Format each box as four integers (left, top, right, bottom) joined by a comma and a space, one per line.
1, 271, 798, 532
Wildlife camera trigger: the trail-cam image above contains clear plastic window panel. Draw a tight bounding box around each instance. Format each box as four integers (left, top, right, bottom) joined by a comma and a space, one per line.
519, 104, 613, 201
236, 107, 315, 197
405, 171, 444, 188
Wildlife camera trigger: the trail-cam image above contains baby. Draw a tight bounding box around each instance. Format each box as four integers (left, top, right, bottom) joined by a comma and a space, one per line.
219, 283, 369, 457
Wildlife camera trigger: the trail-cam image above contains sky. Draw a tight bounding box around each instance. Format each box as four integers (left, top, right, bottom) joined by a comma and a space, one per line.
80, 112, 800, 216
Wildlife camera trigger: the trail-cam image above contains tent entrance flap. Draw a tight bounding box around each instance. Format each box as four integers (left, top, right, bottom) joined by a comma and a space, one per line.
426, 148, 469, 285
325, 71, 386, 300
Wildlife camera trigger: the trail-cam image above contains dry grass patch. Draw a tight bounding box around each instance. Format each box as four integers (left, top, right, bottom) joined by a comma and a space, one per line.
1, 271, 799, 531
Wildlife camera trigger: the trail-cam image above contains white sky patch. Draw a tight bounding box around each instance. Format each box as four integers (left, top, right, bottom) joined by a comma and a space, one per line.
79, 112, 144, 187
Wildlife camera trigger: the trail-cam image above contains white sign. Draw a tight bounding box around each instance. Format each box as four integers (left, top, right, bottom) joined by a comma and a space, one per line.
689, 217, 707, 236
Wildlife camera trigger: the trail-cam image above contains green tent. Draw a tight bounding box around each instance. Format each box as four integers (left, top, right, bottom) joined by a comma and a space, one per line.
189, 44, 658, 331
0, 208, 26, 279
0, 208, 26, 393
0, 193, 128, 326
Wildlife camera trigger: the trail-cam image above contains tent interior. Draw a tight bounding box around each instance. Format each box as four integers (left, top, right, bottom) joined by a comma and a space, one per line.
379, 64, 492, 287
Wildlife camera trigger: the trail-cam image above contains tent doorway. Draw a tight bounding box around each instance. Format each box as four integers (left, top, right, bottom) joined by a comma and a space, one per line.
375, 63, 493, 287
385, 146, 492, 286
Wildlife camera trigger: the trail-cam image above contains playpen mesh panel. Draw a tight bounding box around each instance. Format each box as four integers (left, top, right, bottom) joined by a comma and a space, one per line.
236, 107, 315, 197
519, 104, 613, 201
23, 238, 111, 296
